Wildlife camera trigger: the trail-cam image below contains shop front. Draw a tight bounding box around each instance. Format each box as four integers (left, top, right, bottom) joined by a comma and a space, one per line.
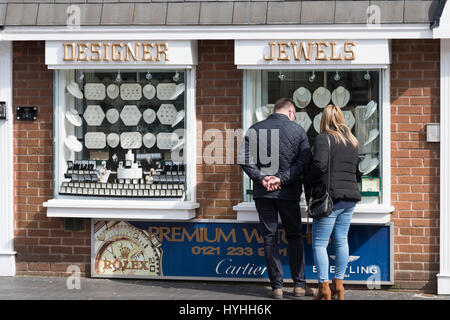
0, 0, 444, 293
234, 39, 393, 225
43, 39, 199, 220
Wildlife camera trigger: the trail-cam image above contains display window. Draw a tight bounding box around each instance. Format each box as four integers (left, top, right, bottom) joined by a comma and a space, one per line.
54, 69, 190, 201
242, 69, 386, 205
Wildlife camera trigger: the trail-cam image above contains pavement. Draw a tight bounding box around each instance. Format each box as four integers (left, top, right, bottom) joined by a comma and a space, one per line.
1, 275, 450, 300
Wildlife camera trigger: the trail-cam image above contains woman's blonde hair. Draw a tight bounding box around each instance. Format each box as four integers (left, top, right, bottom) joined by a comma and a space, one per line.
320, 104, 359, 149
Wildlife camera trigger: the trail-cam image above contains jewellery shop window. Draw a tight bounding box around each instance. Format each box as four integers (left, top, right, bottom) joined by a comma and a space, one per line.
55, 69, 189, 200
243, 70, 384, 205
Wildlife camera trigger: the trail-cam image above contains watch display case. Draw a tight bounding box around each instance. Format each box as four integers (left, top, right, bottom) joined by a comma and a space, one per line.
58, 70, 187, 199
243, 70, 383, 204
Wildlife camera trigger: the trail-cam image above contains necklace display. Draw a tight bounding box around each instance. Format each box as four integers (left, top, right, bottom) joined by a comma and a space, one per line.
331, 86, 350, 108
293, 87, 311, 108
313, 87, 331, 109
295, 112, 312, 132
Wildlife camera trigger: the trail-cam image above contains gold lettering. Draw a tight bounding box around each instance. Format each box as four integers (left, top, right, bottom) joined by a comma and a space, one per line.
218, 228, 236, 243
277, 42, 291, 61
172, 227, 182, 241
292, 41, 314, 61
77, 43, 88, 61
90, 42, 101, 61
142, 43, 155, 62
160, 227, 171, 242
103, 259, 112, 269
131, 261, 140, 270
156, 42, 169, 62
182, 227, 201, 242
315, 41, 329, 61
148, 227, 161, 242
63, 43, 75, 61
125, 42, 140, 62
330, 41, 343, 61
103, 43, 110, 62
112, 43, 124, 61
344, 41, 356, 60
264, 42, 276, 61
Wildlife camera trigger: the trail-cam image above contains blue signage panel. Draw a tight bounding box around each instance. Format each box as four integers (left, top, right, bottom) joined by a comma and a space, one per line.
92, 220, 391, 283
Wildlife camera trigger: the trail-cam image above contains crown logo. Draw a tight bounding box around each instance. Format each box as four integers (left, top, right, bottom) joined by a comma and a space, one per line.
120, 246, 130, 259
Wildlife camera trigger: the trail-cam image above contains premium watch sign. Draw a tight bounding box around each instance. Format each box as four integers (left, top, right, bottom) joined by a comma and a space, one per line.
45, 40, 197, 69
92, 220, 392, 284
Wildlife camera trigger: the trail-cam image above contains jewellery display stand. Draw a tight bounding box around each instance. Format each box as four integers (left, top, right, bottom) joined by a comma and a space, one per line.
293, 87, 311, 109
295, 111, 312, 132
256, 70, 382, 205
313, 87, 331, 109
355, 104, 379, 155
106, 84, 120, 100
331, 86, 350, 108
59, 71, 187, 199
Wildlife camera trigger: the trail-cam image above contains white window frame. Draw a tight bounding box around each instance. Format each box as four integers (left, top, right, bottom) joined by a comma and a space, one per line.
234, 68, 394, 225
44, 68, 199, 220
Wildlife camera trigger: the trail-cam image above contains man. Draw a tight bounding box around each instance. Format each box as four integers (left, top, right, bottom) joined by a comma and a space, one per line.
238, 97, 314, 299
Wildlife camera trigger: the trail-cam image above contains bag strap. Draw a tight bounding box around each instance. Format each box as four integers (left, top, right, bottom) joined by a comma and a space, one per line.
326, 134, 331, 192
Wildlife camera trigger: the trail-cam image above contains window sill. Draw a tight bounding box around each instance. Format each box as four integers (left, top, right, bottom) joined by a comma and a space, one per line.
233, 202, 394, 225
43, 199, 199, 220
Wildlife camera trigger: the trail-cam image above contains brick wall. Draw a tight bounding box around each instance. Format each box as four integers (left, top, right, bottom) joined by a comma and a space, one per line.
196, 40, 243, 219
390, 39, 440, 291
11, 39, 442, 291
13, 41, 90, 276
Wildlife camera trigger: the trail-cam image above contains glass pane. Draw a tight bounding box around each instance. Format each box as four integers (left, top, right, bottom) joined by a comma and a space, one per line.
244, 70, 382, 204
57, 70, 186, 199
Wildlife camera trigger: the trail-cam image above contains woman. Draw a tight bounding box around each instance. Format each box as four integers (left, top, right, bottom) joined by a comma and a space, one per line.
304, 105, 361, 300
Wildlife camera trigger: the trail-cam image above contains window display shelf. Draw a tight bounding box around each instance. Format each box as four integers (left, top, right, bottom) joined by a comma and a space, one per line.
233, 202, 394, 225
43, 199, 199, 220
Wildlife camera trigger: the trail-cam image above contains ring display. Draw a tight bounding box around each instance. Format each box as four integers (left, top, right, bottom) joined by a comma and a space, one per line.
106, 108, 120, 124
106, 84, 120, 100
107, 133, 120, 148
143, 84, 156, 100
59, 70, 187, 200
120, 83, 142, 101
66, 108, 82, 127
143, 108, 156, 124
120, 132, 142, 149
84, 83, 106, 101
65, 135, 83, 152
157, 104, 178, 125
157, 83, 176, 100
120, 105, 142, 126
83, 105, 105, 126
85, 132, 106, 149
66, 82, 83, 100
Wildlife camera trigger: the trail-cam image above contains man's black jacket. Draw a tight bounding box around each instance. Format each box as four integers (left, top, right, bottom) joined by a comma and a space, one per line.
238, 113, 310, 202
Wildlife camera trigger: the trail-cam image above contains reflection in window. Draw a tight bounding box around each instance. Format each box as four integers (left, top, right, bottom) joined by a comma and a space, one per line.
244, 70, 382, 205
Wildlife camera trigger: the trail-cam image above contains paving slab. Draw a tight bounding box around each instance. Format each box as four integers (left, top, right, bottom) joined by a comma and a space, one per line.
1, 276, 450, 300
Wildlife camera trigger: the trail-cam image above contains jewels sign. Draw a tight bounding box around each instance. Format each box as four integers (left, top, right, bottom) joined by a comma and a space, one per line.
234, 39, 390, 68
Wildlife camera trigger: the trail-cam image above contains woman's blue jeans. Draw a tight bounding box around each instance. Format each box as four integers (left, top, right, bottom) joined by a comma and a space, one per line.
312, 206, 354, 283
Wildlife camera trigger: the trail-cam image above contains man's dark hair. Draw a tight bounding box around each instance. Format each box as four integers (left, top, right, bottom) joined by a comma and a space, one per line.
274, 97, 295, 112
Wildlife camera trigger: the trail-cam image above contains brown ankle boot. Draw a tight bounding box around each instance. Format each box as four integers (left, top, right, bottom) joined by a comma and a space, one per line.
313, 281, 331, 300
330, 278, 344, 300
